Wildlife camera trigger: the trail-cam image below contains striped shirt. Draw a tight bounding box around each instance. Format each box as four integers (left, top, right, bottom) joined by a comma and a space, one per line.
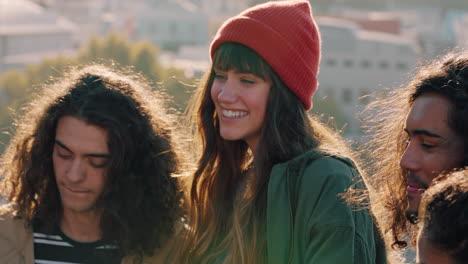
33, 223, 122, 264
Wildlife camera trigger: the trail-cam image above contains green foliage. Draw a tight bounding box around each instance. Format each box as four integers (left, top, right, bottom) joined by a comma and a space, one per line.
78, 36, 104, 62
101, 32, 131, 65
0, 56, 78, 144
0, 33, 197, 153
0, 70, 29, 101
78, 33, 131, 67
0, 70, 31, 150
160, 67, 196, 111
130, 41, 162, 81
311, 94, 349, 135
25, 55, 77, 86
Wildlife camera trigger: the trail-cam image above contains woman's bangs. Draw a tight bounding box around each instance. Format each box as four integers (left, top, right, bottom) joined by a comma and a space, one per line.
212, 43, 271, 81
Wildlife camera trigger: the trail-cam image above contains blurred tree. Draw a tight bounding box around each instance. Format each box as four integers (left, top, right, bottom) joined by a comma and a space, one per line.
0, 70, 29, 102
26, 55, 77, 86
0, 33, 197, 153
161, 67, 196, 112
311, 94, 349, 135
99, 32, 132, 66
78, 36, 104, 62
0, 70, 31, 151
130, 41, 162, 82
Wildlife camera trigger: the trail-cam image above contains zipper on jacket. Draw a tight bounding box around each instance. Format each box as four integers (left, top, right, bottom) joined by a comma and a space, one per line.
286, 167, 295, 264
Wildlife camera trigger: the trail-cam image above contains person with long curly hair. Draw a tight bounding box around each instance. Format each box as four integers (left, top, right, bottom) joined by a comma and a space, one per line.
416, 170, 468, 264
0, 65, 184, 263
364, 51, 468, 261
173, 1, 385, 263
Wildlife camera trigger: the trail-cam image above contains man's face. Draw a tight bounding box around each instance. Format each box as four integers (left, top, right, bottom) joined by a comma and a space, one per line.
400, 93, 464, 220
53, 116, 111, 217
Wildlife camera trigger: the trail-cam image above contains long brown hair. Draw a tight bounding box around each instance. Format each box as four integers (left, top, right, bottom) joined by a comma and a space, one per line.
0, 65, 185, 261
363, 51, 468, 254
176, 42, 359, 263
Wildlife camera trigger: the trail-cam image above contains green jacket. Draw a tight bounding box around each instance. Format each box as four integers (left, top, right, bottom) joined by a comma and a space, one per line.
266, 150, 386, 263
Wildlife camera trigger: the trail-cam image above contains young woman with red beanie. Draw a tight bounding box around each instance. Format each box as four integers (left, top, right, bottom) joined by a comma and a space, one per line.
175, 0, 386, 263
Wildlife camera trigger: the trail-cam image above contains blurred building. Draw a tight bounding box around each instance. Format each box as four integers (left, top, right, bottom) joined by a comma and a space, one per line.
0, 0, 76, 71
47, 0, 114, 46
135, 0, 209, 50
337, 7, 468, 59
199, 0, 248, 15
364, 9, 455, 59
316, 16, 418, 140
197, 0, 249, 37
159, 45, 209, 78
453, 14, 468, 48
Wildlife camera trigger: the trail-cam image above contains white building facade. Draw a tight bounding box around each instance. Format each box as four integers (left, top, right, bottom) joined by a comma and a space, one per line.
135, 0, 209, 50
0, 0, 76, 71
316, 17, 418, 140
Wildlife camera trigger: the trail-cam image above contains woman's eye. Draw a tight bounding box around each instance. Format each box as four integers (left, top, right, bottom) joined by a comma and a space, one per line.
241, 79, 255, 84
213, 73, 226, 80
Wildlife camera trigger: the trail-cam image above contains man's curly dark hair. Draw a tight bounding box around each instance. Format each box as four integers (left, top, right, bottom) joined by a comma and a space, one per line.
418, 170, 468, 264
0, 65, 184, 260
363, 51, 468, 256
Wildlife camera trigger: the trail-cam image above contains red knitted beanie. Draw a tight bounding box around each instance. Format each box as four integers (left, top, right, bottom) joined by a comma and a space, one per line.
210, 0, 321, 110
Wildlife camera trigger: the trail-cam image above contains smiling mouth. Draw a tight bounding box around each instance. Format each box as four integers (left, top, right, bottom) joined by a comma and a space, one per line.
406, 185, 425, 194
406, 174, 428, 194
222, 110, 247, 118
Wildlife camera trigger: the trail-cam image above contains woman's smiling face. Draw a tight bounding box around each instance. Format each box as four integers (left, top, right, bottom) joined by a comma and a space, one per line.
210, 68, 271, 153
